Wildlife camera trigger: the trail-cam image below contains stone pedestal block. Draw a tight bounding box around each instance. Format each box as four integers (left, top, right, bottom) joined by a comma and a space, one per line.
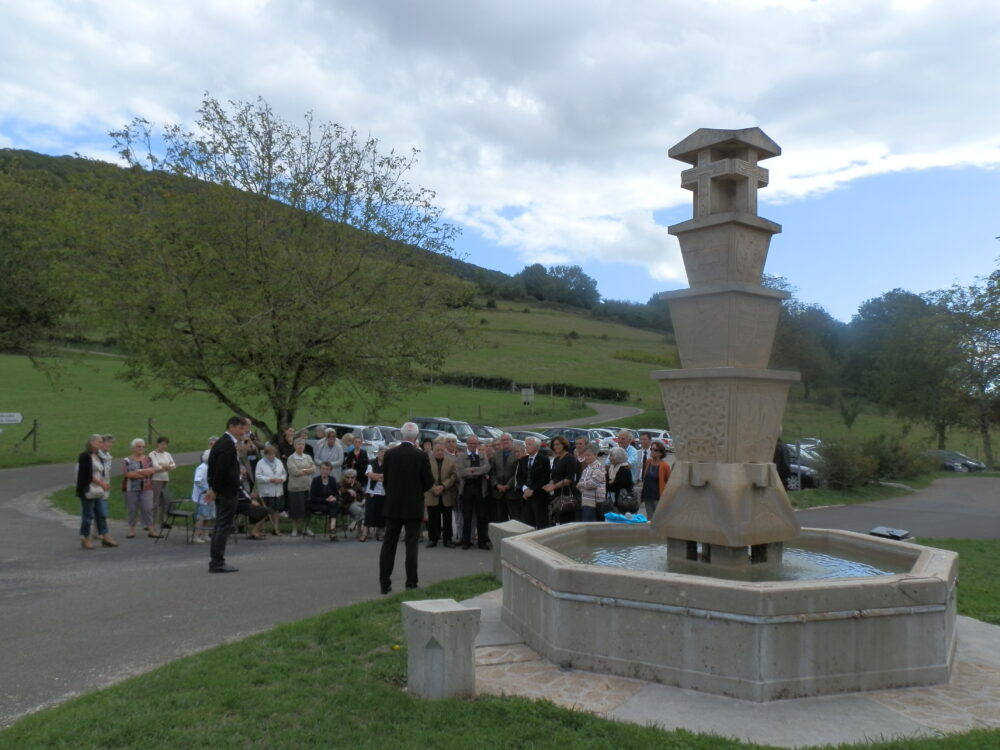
650, 461, 800, 548
652, 368, 799, 463
668, 213, 780, 286
489, 520, 534, 580
664, 283, 786, 368
402, 599, 481, 700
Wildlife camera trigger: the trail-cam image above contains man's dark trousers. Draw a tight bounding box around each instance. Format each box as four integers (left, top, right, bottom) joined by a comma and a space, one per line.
380, 518, 421, 588
210, 492, 237, 569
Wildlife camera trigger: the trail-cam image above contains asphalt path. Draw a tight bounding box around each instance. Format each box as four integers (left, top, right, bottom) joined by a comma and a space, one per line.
503, 401, 645, 431
0, 457, 494, 727
1, 463, 997, 728
797, 476, 1000, 539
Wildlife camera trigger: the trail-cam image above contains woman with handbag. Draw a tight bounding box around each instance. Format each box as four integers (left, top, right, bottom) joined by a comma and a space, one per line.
76, 434, 117, 550
543, 435, 579, 524
576, 443, 606, 522
607, 447, 638, 514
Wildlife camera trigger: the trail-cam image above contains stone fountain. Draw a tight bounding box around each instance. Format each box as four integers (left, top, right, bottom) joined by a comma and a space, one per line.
499, 127, 957, 702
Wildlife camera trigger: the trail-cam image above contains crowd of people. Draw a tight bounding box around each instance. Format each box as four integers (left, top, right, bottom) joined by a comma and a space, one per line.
74, 424, 672, 567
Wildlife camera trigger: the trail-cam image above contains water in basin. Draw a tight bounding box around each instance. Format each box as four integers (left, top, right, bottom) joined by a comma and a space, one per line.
564, 539, 906, 582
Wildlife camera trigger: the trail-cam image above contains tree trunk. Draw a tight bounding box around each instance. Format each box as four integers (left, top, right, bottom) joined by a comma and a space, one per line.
978, 410, 995, 469
934, 421, 947, 450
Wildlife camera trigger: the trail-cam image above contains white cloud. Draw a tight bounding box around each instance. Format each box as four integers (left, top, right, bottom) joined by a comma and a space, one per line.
1, 0, 998, 290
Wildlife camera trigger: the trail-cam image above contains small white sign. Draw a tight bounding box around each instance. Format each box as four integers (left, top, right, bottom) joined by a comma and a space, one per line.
0, 413, 23, 425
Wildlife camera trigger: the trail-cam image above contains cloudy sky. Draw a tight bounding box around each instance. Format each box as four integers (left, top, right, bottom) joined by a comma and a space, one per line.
2, 0, 998, 320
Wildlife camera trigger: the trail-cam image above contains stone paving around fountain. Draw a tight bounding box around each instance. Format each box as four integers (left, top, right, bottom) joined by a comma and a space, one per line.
466, 589, 1000, 748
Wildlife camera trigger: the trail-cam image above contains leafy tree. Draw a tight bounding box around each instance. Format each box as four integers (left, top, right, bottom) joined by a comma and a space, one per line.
844, 289, 967, 448
0, 162, 74, 355
69, 95, 468, 439
548, 265, 600, 309
930, 271, 1000, 467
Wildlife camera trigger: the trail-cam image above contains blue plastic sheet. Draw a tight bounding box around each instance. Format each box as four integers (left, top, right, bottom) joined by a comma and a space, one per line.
603, 512, 647, 524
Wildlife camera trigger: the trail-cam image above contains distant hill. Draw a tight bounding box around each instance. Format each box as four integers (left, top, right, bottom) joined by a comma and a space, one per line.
0, 147, 674, 334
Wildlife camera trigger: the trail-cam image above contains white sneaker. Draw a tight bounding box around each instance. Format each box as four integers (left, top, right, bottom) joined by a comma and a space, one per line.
194, 536, 207, 544
291, 530, 298, 537
304, 528, 314, 537
280, 511, 289, 518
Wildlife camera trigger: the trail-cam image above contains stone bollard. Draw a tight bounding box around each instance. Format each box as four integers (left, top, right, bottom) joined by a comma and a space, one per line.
488, 520, 535, 579
402, 599, 481, 700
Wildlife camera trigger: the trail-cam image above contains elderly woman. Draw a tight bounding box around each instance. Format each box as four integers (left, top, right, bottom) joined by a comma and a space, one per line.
313, 429, 344, 481
285, 438, 315, 536
149, 436, 177, 529
576, 443, 607, 522
123, 438, 157, 538
342, 433, 369, 476
361, 446, 387, 542
255, 444, 287, 537
309, 461, 340, 540
76, 434, 117, 549
607, 447, 637, 513
339, 468, 366, 533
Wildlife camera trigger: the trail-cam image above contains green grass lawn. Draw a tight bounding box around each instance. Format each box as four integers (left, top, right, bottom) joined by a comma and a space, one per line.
2, 572, 997, 750
921, 538, 1000, 625
0, 353, 590, 469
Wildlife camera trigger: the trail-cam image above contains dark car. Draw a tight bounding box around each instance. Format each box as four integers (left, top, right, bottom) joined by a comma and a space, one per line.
927, 450, 987, 472
540, 427, 609, 448
782, 443, 822, 491
410, 416, 476, 444
469, 423, 503, 444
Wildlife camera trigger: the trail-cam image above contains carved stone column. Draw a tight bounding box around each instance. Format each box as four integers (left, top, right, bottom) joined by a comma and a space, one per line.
650, 127, 800, 569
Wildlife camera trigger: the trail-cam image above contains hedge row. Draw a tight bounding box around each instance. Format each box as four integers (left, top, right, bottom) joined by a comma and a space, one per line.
424, 372, 629, 402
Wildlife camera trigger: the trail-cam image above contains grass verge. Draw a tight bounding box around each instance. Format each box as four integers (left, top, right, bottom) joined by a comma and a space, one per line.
2, 571, 998, 749
920, 538, 1000, 625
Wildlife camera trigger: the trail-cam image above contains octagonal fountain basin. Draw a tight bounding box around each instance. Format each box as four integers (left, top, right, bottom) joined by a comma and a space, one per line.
499, 523, 957, 702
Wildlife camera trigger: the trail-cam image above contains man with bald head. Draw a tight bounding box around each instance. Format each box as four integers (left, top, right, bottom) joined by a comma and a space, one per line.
378, 422, 434, 594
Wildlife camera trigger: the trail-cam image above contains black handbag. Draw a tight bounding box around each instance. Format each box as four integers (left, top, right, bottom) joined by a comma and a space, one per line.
549, 487, 580, 516
614, 487, 640, 514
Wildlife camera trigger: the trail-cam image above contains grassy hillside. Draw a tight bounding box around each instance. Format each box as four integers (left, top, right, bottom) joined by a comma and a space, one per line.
447, 303, 675, 408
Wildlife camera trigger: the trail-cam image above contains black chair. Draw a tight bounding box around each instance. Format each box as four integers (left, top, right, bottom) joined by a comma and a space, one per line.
157, 498, 196, 544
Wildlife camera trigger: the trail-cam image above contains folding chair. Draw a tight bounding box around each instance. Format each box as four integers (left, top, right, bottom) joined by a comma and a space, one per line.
157, 498, 196, 544
303, 506, 333, 539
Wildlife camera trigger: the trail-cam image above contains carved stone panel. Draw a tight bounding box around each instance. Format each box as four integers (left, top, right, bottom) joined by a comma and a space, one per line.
658, 371, 796, 463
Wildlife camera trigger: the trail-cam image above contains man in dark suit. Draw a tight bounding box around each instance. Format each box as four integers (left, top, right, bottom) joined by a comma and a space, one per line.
379, 422, 434, 594
206, 415, 249, 573
454, 434, 492, 550
490, 432, 521, 523
515, 437, 551, 529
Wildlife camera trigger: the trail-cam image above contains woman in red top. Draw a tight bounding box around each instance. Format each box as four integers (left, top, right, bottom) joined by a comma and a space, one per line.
641, 440, 671, 519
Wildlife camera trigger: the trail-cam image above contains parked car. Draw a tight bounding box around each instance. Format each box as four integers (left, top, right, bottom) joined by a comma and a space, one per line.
540, 427, 610, 449
410, 416, 476, 445
602, 426, 640, 447
304, 423, 398, 454
636, 428, 673, 451
469, 423, 503, 444
926, 450, 987, 472
782, 443, 822, 490
508, 430, 550, 449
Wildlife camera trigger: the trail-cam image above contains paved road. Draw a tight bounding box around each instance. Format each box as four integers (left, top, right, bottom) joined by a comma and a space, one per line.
1, 464, 996, 728
0, 459, 494, 727
503, 401, 645, 431
797, 477, 1000, 539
